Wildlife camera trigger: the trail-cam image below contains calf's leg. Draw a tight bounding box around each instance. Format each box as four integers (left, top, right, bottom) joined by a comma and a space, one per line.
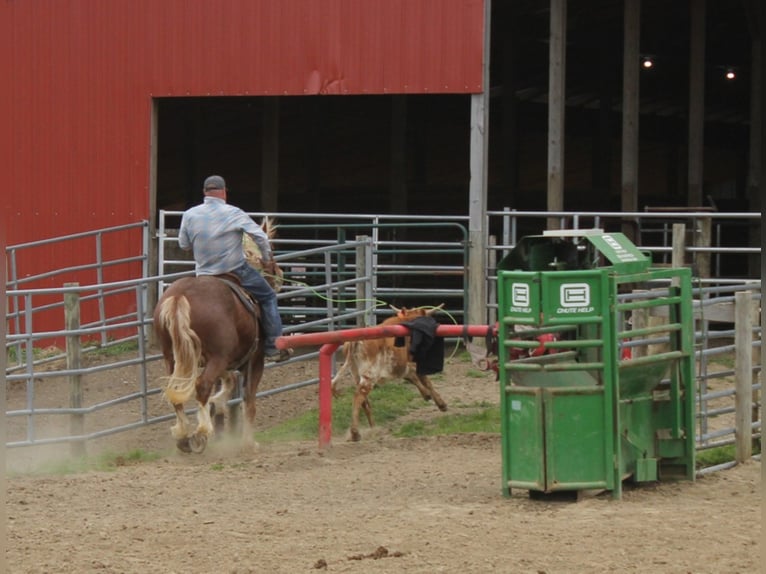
414, 374, 447, 412
350, 380, 373, 441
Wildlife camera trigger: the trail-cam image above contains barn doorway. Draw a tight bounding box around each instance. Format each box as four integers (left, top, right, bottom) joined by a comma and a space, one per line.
153, 94, 474, 221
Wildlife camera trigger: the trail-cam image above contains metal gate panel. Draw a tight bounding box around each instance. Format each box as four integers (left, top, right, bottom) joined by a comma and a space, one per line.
544, 387, 611, 491
504, 387, 545, 491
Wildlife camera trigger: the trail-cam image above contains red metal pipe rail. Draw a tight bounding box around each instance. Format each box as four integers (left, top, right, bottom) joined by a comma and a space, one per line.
275, 324, 492, 448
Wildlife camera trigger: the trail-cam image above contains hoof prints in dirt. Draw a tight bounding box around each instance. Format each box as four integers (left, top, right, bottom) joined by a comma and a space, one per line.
347, 545, 404, 561
312, 546, 404, 569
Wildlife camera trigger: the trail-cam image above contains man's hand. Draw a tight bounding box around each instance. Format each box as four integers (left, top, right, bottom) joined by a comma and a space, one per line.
261, 258, 277, 275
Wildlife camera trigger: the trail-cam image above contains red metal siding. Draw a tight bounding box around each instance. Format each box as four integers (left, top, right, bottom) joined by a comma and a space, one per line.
5, 0, 484, 246
2, 0, 485, 335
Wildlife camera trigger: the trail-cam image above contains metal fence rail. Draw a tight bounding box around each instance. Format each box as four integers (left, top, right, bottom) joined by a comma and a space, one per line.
4, 264, 372, 452
6, 221, 149, 360
159, 211, 471, 323
6, 212, 762, 473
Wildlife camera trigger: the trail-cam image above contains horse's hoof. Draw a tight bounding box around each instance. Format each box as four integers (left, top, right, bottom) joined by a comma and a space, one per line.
189, 433, 208, 454
349, 429, 361, 442
438, 404, 448, 412
176, 437, 192, 453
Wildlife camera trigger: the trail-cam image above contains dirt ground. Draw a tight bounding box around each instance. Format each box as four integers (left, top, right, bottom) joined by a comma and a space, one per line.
5, 350, 763, 573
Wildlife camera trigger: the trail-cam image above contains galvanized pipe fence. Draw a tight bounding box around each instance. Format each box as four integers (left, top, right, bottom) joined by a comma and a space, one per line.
5, 221, 150, 369
158, 210, 472, 326
4, 246, 376, 453
5, 211, 761, 472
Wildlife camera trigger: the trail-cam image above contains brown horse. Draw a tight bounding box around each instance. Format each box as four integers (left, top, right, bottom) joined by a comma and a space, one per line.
153, 219, 282, 453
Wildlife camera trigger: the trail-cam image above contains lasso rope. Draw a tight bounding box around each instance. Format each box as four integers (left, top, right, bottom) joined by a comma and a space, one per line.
264, 273, 467, 359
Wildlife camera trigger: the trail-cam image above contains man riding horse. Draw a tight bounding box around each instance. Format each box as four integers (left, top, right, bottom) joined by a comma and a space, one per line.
177, 174, 291, 363
154, 174, 291, 453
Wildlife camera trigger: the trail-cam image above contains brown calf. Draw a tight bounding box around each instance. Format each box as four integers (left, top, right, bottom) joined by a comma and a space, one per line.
331, 305, 446, 441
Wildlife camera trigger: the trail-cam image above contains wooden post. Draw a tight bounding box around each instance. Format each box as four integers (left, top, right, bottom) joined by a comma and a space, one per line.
488, 235, 497, 326
621, 0, 640, 240
688, 0, 706, 207
390, 96, 408, 214
746, 35, 761, 278
547, 0, 566, 230
734, 291, 754, 463
261, 97, 280, 213
65, 283, 86, 458
671, 223, 686, 287
147, 99, 159, 348
693, 216, 711, 278
467, 0, 491, 329
355, 236, 372, 327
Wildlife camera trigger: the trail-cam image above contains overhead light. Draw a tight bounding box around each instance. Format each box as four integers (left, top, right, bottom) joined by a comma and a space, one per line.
717, 65, 739, 81
641, 56, 654, 69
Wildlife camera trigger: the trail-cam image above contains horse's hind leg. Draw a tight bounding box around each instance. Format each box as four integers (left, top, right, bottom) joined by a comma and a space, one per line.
209, 371, 237, 437
172, 403, 193, 453
188, 360, 228, 453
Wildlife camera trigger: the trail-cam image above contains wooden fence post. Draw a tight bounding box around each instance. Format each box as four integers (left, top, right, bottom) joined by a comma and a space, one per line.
734, 291, 754, 463
488, 235, 497, 327
355, 235, 372, 327
65, 283, 86, 458
693, 216, 711, 278
671, 223, 686, 288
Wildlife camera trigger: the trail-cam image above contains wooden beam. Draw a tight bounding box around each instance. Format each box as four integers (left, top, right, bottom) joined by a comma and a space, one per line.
390, 96, 408, 214
547, 0, 566, 230
688, 0, 706, 207
747, 34, 761, 277
260, 97, 279, 213
734, 291, 754, 462
621, 0, 640, 239
467, 0, 492, 328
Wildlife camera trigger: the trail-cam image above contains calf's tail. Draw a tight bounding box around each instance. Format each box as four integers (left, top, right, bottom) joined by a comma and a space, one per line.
330, 341, 354, 396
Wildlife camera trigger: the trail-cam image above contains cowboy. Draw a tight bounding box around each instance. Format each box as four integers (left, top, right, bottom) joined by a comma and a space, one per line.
177, 175, 291, 362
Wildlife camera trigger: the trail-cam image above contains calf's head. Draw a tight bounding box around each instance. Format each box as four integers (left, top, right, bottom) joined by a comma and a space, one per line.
384, 303, 445, 324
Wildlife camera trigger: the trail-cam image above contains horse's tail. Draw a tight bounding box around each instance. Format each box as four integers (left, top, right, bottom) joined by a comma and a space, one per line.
158, 295, 202, 405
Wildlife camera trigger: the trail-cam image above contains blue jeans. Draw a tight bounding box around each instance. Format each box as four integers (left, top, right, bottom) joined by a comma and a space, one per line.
232, 262, 283, 355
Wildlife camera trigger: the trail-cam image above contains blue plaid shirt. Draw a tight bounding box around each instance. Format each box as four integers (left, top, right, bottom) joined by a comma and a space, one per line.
178, 197, 272, 275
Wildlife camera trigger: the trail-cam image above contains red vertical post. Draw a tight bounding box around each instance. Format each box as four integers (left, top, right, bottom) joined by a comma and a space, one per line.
318, 343, 340, 449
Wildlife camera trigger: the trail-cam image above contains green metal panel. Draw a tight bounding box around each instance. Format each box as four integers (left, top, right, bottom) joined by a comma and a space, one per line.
618, 395, 658, 481
541, 270, 604, 322
635, 458, 658, 481
544, 387, 611, 490
504, 387, 546, 492
507, 367, 599, 388
585, 232, 651, 274
619, 361, 670, 397
498, 271, 540, 323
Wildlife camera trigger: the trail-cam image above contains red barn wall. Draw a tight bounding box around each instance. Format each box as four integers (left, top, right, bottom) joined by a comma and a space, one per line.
4, 0, 484, 248
2, 0, 485, 336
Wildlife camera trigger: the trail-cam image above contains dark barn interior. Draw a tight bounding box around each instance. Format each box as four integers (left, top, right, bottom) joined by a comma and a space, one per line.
155, 1, 756, 228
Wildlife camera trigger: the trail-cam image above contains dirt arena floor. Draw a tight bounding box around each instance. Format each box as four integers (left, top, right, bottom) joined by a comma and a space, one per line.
5, 351, 763, 573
